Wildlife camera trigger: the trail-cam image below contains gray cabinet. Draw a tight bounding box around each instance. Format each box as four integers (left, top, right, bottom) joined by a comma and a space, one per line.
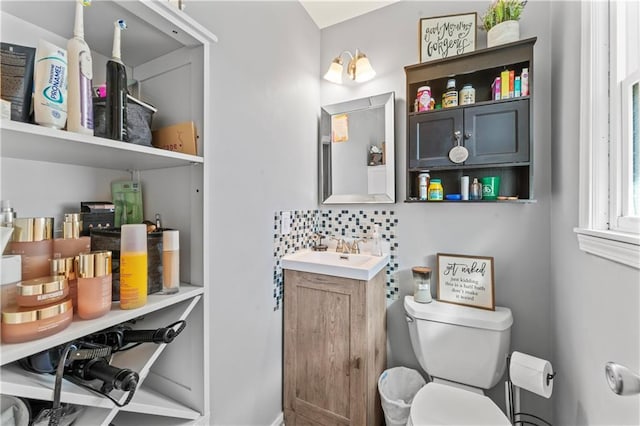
410, 99, 529, 169
405, 38, 536, 201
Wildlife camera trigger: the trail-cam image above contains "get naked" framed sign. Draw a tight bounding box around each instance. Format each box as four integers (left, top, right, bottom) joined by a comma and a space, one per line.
436, 253, 495, 310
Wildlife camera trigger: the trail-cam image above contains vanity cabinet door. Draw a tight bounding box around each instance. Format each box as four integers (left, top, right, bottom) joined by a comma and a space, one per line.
284, 269, 386, 426
409, 109, 463, 169
463, 99, 530, 165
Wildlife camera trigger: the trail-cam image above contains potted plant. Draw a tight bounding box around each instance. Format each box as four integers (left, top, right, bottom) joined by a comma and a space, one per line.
481, 0, 527, 48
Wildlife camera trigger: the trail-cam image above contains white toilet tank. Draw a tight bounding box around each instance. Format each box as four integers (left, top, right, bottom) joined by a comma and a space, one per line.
404, 296, 513, 389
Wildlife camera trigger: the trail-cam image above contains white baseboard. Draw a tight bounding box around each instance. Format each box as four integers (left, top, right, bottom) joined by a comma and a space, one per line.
270, 412, 284, 426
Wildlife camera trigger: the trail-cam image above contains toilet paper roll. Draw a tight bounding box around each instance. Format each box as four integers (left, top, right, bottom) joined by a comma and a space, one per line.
510, 351, 554, 398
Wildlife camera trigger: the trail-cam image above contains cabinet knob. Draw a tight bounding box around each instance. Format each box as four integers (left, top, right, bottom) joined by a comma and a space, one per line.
465, 132, 472, 139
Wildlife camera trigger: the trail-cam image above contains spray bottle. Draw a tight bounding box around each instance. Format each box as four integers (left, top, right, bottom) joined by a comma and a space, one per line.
67, 0, 94, 135
105, 19, 128, 141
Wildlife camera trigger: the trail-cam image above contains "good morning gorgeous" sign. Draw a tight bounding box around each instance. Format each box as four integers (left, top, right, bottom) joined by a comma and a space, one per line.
420, 13, 477, 63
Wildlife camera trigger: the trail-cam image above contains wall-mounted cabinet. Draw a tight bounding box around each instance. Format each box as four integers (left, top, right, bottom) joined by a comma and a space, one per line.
0, 1, 216, 424
405, 37, 537, 202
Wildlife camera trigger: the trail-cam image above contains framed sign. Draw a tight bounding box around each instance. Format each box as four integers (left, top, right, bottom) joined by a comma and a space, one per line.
419, 12, 477, 63
436, 253, 495, 310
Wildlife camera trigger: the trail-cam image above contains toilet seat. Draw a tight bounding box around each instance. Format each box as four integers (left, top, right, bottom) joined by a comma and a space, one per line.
409, 382, 511, 425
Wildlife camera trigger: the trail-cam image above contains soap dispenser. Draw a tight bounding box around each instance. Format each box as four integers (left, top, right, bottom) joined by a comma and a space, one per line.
371, 224, 382, 256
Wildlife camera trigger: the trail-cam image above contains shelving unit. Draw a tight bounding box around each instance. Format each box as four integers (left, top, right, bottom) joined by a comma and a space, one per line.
0, 1, 216, 424
405, 37, 537, 202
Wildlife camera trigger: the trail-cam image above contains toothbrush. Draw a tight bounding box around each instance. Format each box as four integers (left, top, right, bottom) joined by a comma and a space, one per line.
111, 19, 127, 63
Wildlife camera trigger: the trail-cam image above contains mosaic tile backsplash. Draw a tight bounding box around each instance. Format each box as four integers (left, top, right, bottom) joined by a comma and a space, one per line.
273, 209, 399, 310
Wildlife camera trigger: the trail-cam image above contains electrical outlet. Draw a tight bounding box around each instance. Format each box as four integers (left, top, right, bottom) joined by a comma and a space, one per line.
281, 211, 292, 235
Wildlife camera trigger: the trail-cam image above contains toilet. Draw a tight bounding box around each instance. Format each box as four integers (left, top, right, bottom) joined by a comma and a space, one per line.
403, 296, 513, 425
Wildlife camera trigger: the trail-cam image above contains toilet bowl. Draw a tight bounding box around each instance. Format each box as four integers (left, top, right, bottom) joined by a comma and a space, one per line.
408, 382, 511, 425
404, 296, 513, 425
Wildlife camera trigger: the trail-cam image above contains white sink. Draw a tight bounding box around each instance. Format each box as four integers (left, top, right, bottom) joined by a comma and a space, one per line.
281, 249, 389, 281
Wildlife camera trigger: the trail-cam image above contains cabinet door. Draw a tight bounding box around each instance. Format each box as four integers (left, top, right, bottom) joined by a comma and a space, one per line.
409, 109, 463, 168
464, 99, 530, 165
284, 271, 366, 426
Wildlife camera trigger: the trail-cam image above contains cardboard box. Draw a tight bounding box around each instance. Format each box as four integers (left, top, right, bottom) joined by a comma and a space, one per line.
152, 121, 198, 155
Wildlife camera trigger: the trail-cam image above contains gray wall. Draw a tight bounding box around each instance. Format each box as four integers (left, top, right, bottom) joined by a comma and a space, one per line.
550, 2, 640, 424
186, 2, 319, 424
184, 1, 639, 425
320, 0, 552, 418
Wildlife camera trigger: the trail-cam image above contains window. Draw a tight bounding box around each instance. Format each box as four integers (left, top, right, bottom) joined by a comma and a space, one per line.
576, 0, 640, 269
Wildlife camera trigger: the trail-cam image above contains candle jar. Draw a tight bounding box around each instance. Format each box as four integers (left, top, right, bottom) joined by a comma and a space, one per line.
412, 266, 432, 303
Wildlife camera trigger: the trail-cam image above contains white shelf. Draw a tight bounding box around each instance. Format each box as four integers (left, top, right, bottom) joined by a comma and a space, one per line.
1, 0, 213, 421
0, 120, 203, 171
0, 364, 200, 421
0, 285, 204, 365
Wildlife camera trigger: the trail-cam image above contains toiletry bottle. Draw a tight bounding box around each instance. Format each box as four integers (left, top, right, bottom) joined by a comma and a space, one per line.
6, 217, 54, 280
428, 179, 444, 201
34, 39, 68, 129
470, 177, 483, 200
119, 224, 147, 309
0, 200, 16, 228
77, 251, 112, 319
67, 0, 94, 135
105, 19, 128, 141
53, 213, 91, 258
418, 172, 430, 201
162, 230, 179, 294
371, 224, 383, 256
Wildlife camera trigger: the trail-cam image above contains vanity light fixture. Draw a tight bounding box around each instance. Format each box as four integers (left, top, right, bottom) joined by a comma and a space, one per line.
323, 49, 376, 84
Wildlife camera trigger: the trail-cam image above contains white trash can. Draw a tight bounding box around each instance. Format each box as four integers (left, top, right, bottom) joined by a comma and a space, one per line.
377, 367, 426, 426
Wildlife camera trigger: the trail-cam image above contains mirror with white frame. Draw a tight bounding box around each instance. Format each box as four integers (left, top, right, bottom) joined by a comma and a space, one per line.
319, 91, 395, 204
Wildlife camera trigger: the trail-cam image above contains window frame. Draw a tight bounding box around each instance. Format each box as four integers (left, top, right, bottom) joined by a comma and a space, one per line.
575, 0, 640, 269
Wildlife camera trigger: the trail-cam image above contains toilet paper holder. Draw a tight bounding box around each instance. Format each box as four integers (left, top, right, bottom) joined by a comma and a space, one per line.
505, 353, 555, 426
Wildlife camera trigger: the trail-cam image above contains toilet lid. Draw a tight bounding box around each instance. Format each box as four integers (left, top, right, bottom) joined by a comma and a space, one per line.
410, 383, 511, 425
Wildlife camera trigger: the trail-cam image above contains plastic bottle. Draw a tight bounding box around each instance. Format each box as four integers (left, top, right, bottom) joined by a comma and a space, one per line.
428, 179, 444, 201
33, 39, 67, 129
67, 0, 94, 135
371, 224, 382, 256
106, 19, 128, 141
418, 172, 430, 200
162, 230, 180, 294
119, 224, 147, 309
442, 78, 458, 108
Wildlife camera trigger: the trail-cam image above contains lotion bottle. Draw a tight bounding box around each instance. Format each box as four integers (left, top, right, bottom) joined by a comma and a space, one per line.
67, 0, 94, 135
119, 224, 147, 309
105, 19, 128, 141
371, 224, 383, 257
52, 213, 90, 258
77, 251, 112, 319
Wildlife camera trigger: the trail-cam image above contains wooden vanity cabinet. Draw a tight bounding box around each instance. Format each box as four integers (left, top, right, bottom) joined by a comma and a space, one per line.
284, 269, 387, 426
